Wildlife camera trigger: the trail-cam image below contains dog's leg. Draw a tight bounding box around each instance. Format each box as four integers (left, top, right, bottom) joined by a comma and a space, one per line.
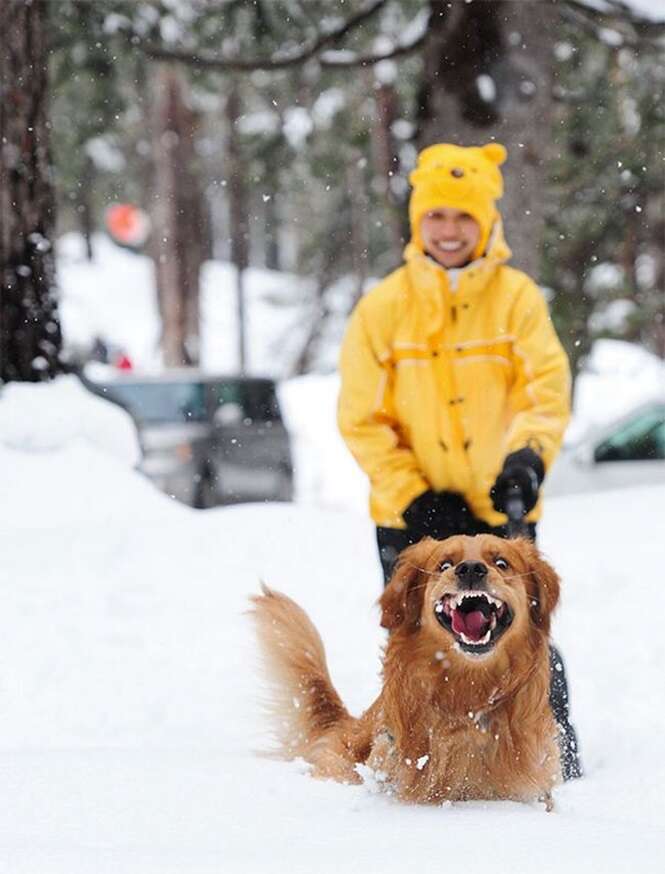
308, 734, 364, 784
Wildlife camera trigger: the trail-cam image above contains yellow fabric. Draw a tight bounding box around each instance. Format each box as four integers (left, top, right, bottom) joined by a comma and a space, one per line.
409, 142, 507, 258
337, 218, 571, 529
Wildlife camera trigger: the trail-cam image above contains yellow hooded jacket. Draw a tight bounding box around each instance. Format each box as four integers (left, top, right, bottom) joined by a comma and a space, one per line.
338, 220, 571, 529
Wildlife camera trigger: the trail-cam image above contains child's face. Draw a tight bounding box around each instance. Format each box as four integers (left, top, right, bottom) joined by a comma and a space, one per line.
420, 207, 481, 268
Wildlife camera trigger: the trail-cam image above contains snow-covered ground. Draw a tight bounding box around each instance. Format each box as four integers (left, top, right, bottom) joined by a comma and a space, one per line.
57, 233, 316, 377
1, 377, 664, 873
565, 339, 665, 444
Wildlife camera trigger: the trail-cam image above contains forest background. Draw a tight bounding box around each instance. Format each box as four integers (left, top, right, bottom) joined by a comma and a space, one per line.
1, 0, 664, 384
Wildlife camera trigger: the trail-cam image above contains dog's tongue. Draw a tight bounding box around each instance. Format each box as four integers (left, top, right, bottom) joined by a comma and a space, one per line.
452, 609, 489, 642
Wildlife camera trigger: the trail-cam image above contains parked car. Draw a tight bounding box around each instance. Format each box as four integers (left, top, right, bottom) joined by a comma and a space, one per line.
82, 371, 294, 508
545, 399, 665, 496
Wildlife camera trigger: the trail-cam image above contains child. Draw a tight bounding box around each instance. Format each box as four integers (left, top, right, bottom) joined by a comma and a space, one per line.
338, 142, 581, 780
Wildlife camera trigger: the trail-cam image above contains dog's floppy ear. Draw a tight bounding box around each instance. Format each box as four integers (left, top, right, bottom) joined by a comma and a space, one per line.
379, 539, 435, 631
521, 540, 560, 634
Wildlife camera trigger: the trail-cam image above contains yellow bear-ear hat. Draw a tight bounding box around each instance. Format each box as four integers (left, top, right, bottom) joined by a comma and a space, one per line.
409, 142, 507, 259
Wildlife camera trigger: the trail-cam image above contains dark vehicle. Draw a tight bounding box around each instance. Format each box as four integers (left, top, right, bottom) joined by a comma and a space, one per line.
83, 372, 294, 508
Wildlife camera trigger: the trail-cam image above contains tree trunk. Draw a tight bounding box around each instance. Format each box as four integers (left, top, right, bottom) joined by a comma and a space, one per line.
263, 188, 280, 271
371, 81, 405, 250
226, 85, 250, 374
645, 195, 665, 358
418, 0, 557, 279
346, 153, 370, 307
0, 0, 63, 382
79, 155, 95, 261
150, 63, 204, 367
291, 257, 338, 377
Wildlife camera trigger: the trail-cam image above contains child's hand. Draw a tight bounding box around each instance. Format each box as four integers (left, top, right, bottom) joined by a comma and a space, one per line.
402, 490, 479, 539
490, 448, 545, 515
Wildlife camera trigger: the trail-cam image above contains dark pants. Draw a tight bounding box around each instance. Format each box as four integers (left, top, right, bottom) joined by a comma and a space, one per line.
377, 525, 583, 781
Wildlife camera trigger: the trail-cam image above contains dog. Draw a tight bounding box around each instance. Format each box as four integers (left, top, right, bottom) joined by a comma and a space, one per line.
250, 534, 562, 808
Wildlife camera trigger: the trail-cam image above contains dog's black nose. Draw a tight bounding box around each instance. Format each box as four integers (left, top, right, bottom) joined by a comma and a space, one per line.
455, 560, 488, 589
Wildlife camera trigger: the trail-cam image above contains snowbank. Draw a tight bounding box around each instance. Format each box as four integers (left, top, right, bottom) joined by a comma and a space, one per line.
568, 339, 665, 443
279, 372, 368, 512
57, 233, 161, 369
0, 374, 140, 465
0, 375, 176, 528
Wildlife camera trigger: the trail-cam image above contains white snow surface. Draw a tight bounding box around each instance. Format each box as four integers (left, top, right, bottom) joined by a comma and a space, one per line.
57, 233, 313, 377
0, 374, 140, 466
1, 374, 664, 872
566, 338, 665, 443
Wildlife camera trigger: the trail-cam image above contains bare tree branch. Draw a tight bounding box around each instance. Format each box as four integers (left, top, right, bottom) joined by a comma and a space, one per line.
595, 0, 665, 30
561, 0, 665, 51
563, 0, 665, 37
139, 0, 387, 72
320, 15, 430, 69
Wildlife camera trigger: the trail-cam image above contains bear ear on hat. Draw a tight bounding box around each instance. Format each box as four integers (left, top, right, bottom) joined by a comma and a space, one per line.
481, 143, 507, 165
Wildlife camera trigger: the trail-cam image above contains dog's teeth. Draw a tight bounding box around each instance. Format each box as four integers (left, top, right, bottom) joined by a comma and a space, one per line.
459, 628, 492, 647
490, 613, 497, 629
453, 591, 503, 606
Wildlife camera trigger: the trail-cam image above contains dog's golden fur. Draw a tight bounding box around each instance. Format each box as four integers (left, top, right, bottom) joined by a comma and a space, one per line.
250, 534, 562, 807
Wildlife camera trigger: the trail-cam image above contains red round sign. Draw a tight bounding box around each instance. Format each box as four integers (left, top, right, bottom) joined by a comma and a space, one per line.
105, 203, 151, 249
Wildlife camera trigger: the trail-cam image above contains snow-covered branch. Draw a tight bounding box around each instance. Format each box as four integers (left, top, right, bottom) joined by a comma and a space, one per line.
564, 0, 665, 40
139, 0, 388, 72
320, 8, 430, 68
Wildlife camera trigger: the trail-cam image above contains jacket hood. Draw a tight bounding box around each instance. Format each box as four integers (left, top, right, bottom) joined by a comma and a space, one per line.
402, 218, 513, 339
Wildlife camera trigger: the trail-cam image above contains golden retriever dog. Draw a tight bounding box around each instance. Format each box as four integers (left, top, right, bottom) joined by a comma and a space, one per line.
250, 534, 561, 808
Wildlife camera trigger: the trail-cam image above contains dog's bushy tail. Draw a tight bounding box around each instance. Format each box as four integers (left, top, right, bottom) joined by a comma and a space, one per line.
249, 584, 351, 761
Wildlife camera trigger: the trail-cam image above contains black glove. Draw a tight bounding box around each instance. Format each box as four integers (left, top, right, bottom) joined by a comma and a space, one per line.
403, 489, 478, 539
490, 448, 545, 515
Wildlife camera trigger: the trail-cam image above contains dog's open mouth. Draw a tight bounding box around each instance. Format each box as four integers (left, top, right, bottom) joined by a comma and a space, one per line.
435, 592, 513, 654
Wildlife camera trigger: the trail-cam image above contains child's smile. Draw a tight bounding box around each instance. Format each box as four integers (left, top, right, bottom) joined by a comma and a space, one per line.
420, 207, 481, 268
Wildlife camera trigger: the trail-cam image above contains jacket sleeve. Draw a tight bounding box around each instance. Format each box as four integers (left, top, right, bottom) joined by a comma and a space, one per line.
338, 299, 429, 524
504, 280, 571, 470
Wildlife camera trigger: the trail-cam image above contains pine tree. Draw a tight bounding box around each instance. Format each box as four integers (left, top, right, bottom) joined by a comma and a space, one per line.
543, 12, 665, 371
0, 0, 63, 382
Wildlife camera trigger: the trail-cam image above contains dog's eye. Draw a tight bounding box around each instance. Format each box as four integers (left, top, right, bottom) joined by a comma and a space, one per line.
495, 557, 509, 570
440, 560, 453, 572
